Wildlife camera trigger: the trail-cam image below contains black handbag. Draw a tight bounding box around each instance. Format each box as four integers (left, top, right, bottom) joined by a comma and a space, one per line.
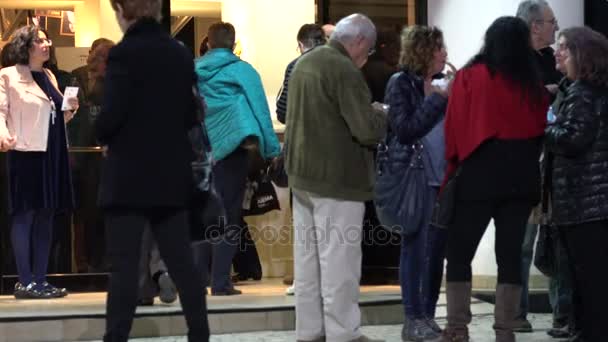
188, 86, 225, 241
534, 224, 557, 277
533, 153, 556, 276
374, 142, 429, 235
242, 167, 281, 217
430, 167, 461, 229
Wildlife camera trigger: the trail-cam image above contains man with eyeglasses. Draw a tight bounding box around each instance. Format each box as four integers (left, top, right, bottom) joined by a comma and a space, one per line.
515, 0, 564, 335
285, 13, 387, 342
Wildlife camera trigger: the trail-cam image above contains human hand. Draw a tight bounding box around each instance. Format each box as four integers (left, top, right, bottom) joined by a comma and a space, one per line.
545, 84, 559, 95
269, 156, 280, 169
0, 134, 17, 151
67, 97, 79, 112
445, 62, 457, 80
426, 79, 449, 98
371, 102, 390, 114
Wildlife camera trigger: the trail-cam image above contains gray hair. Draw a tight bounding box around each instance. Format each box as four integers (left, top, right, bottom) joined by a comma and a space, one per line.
331, 13, 376, 46
516, 0, 550, 26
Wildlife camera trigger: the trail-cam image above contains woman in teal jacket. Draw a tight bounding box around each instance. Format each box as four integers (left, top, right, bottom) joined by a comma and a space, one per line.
195, 22, 280, 295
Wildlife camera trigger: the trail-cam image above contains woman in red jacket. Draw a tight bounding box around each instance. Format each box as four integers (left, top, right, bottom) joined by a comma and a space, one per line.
438, 17, 548, 342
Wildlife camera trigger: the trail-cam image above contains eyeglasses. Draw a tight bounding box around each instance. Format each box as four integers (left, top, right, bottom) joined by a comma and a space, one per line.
536, 18, 558, 26
34, 38, 53, 46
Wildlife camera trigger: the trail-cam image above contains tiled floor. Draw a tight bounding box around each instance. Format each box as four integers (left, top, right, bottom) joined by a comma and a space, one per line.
0, 279, 559, 342
83, 314, 558, 342
0, 279, 406, 341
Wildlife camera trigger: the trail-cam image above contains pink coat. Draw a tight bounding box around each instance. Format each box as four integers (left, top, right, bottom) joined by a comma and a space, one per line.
0, 64, 69, 152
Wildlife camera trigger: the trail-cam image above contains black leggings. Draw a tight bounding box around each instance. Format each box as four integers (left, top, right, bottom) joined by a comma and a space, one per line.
562, 221, 608, 341
104, 209, 209, 342
446, 198, 534, 284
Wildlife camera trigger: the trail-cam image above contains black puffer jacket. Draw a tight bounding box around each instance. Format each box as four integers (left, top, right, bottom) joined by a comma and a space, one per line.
545, 80, 608, 225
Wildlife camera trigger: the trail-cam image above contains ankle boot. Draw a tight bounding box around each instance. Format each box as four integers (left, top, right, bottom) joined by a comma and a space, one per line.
437, 282, 471, 341
493, 284, 522, 342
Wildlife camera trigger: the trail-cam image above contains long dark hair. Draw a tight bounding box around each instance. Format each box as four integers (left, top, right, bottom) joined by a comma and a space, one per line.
467, 16, 545, 106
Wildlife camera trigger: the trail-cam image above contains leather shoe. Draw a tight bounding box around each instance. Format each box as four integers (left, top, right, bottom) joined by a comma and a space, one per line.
14, 282, 51, 299
236, 272, 262, 281
137, 297, 154, 306
157, 272, 177, 304
512, 318, 533, 333
211, 287, 242, 296
547, 325, 570, 338
40, 282, 68, 298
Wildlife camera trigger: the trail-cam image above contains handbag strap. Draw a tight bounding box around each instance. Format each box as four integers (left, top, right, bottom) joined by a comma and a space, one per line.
540, 151, 552, 222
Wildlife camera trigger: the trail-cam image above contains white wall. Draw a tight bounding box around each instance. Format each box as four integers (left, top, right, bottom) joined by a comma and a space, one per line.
222, 0, 315, 123
427, 0, 583, 278
428, 0, 584, 69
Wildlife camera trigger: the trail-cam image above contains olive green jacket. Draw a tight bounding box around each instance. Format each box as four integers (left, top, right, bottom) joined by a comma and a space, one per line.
285, 40, 387, 201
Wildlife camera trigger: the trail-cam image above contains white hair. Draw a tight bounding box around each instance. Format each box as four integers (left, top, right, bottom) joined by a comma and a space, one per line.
516, 0, 551, 26
331, 13, 376, 46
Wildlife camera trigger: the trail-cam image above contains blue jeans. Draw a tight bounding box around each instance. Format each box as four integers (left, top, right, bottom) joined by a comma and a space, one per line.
519, 223, 538, 319
211, 148, 249, 292
400, 189, 447, 319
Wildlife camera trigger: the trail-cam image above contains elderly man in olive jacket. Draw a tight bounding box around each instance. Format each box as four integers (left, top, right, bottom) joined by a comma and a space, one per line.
285, 13, 387, 342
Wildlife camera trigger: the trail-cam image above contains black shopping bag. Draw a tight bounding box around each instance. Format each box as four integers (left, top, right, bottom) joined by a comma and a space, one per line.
242, 169, 281, 217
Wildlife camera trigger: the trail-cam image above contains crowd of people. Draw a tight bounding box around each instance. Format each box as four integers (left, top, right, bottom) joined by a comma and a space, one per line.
0, 0, 607, 341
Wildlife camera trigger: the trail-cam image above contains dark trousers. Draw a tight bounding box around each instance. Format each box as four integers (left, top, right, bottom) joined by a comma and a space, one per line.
400, 188, 447, 319
211, 148, 249, 292
232, 218, 262, 279
561, 221, 608, 341
446, 199, 533, 284
103, 209, 209, 342
11, 209, 54, 285
137, 227, 167, 300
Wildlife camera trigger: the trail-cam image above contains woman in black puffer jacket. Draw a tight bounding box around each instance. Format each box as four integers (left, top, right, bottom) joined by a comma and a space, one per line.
545, 26, 608, 341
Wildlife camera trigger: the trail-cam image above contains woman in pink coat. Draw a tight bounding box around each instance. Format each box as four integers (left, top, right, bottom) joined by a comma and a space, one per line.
0, 26, 78, 299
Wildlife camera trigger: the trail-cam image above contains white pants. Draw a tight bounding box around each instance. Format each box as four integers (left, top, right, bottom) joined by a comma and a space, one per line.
292, 188, 365, 342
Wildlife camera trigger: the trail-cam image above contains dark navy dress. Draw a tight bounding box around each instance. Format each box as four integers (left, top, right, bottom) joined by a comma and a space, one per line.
7, 71, 74, 213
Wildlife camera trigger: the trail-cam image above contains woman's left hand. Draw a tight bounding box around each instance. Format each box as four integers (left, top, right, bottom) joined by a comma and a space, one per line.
64, 97, 80, 123
67, 97, 79, 112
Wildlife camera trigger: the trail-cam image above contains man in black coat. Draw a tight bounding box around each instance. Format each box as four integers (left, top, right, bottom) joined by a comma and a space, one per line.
515, 0, 562, 334
94, 0, 208, 341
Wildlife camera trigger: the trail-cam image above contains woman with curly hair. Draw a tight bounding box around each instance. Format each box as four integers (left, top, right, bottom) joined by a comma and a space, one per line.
0, 26, 79, 299
438, 16, 548, 342
381, 25, 450, 341
544, 26, 608, 341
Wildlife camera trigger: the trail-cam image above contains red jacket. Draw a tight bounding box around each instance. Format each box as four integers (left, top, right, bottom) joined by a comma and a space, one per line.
444, 63, 548, 179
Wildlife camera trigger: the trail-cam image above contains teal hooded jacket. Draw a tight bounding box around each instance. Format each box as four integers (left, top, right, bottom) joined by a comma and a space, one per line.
195, 48, 280, 161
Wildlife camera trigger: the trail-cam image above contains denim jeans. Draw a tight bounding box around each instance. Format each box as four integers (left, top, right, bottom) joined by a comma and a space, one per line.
211, 148, 249, 292
400, 188, 446, 319
519, 223, 538, 319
